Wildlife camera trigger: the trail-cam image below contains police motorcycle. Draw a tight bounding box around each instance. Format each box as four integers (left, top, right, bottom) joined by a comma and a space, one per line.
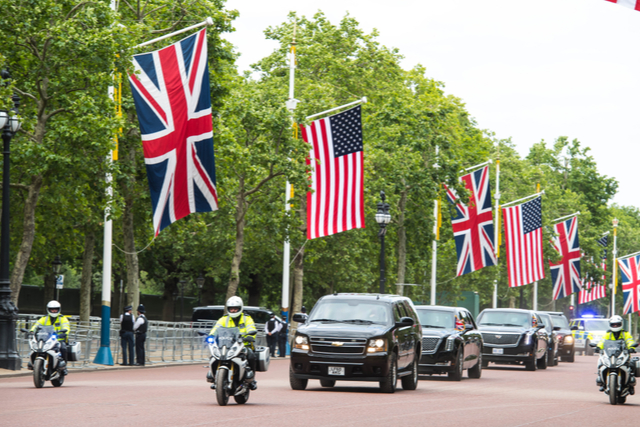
591, 341, 640, 405
22, 326, 68, 388
203, 326, 269, 406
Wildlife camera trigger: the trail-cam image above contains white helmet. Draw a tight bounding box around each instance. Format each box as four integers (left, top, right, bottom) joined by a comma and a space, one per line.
610, 315, 623, 332
226, 296, 244, 318
47, 300, 61, 318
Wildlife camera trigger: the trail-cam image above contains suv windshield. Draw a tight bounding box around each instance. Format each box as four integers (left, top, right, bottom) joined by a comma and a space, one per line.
416, 309, 454, 329
478, 311, 530, 328
584, 319, 609, 331
549, 314, 569, 329
309, 300, 391, 324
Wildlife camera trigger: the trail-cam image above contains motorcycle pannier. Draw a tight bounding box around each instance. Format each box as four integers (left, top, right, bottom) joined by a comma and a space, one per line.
634, 358, 640, 377
67, 341, 81, 362
255, 346, 270, 372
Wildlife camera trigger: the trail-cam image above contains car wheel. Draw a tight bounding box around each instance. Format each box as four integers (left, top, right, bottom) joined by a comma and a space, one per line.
537, 350, 548, 370
448, 349, 464, 381
586, 340, 594, 356
289, 365, 308, 391
525, 348, 537, 371
547, 348, 555, 367
468, 353, 482, 379
564, 351, 575, 363
320, 379, 335, 388
401, 355, 418, 390
379, 353, 397, 393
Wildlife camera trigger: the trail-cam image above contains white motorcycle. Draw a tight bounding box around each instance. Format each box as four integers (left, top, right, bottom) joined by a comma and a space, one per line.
592, 340, 639, 405
23, 326, 68, 388
204, 327, 269, 406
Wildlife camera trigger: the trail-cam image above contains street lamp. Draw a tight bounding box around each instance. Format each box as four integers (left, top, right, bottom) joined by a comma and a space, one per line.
196, 274, 205, 306
375, 191, 391, 294
0, 69, 22, 370
52, 255, 62, 301
179, 280, 186, 322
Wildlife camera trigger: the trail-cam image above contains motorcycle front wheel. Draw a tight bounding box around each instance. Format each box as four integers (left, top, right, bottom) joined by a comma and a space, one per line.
215, 369, 230, 406
33, 359, 45, 388
608, 373, 618, 405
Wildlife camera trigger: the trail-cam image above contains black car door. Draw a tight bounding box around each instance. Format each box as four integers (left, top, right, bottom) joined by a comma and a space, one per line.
393, 303, 410, 369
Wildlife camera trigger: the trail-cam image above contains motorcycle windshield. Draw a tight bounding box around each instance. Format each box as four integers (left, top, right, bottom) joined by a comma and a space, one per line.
603, 340, 625, 357
214, 327, 240, 348
35, 325, 56, 342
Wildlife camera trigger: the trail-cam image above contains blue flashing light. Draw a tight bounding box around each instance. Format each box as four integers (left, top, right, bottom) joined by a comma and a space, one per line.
206, 336, 215, 344
581, 314, 595, 318
51, 334, 57, 340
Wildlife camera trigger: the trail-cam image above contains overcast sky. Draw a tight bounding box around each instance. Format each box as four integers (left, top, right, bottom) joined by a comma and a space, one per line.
224, 0, 640, 209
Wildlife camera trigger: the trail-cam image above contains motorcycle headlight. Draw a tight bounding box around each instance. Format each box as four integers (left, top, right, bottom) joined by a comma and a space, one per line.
293, 335, 310, 352
211, 343, 221, 358
603, 357, 612, 368
367, 338, 387, 353
228, 343, 242, 359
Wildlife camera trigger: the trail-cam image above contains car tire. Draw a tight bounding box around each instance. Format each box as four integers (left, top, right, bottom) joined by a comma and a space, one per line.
564, 351, 575, 363
537, 351, 548, 370
320, 379, 335, 388
401, 355, 418, 391
379, 354, 397, 393
448, 349, 464, 381
468, 353, 482, 379
289, 365, 308, 391
525, 349, 537, 371
546, 348, 555, 367
586, 340, 594, 356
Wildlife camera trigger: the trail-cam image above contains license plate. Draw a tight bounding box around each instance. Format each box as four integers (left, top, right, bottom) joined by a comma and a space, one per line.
492, 348, 504, 355
328, 366, 345, 376
575, 339, 585, 348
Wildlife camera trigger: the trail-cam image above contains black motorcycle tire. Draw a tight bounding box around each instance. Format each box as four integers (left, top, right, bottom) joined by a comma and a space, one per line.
52, 374, 65, 387
215, 369, 230, 406
234, 389, 250, 404
33, 359, 45, 388
608, 373, 618, 405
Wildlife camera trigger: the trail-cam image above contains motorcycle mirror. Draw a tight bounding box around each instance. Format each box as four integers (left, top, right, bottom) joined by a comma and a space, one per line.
237, 337, 243, 344
632, 343, 639, 348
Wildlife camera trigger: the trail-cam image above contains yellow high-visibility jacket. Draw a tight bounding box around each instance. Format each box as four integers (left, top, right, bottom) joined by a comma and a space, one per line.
209, 313, 256, 338
30, 315, 70, 343
597, 330, 635, 350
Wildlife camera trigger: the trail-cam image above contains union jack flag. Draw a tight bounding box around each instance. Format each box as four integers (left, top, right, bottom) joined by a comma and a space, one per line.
619, 255, 640, 314
550, 217, 582, 300
444, 165, 496, 276
129, 29, 218, 236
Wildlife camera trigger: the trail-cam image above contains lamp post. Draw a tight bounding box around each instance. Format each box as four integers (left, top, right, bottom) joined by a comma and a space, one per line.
375, 191, 391, 294
179, 280, 186, 322
196, 274, 205, 306
0, 69, 22, 370
52, 255, 62, 301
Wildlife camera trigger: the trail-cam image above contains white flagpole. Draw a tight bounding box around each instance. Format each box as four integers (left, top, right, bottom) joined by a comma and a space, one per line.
430, 146, 440, 306
552, 211, 581, 223
493, 157, 500, 308
306, 97, 367, 121
134, 18, 214, 49
612, 218, 618, 316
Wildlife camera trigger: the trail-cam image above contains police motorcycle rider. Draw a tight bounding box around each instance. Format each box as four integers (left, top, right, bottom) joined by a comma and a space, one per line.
596, 315, 637, 392
28, 300, 70, 375
208, 296, 258, 390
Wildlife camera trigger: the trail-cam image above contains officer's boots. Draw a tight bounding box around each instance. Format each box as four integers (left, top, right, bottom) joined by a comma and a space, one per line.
58, 358, 68, 376
596, 376, 604, 392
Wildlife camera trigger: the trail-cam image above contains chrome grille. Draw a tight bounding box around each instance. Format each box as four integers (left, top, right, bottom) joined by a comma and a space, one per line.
482, 332, 521, 346
310, 336, 367, 355
422, 336, 441, 354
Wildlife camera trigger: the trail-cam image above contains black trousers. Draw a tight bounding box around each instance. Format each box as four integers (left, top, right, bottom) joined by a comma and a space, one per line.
121, 331, 134, 365
135, 332, 146, 365
277, 332, 287, 357
266, 334, 278, 357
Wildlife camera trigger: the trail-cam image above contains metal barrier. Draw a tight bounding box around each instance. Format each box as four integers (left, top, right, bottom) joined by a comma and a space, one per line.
14, 315, 271, 369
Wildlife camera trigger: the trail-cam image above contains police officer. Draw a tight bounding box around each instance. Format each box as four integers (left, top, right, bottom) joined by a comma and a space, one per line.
119, 305, 135, 366
596, 315, 637, 391
30, 300, 70, 375
277, 316, 288, 358
134, 304, 148, 366
265, 312, 281, 357
209, 296, 258, 389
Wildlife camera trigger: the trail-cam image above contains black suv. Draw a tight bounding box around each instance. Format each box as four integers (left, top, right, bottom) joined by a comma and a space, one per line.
415, 305, 483, 380
536, 311, 559, 367
289, 293, 422, 393
477, 308, 549, 371
542, 311, 575, 362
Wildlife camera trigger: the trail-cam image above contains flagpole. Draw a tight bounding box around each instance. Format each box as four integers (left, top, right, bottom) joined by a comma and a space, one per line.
493, 157, 500, 308
430, 147, 440, 306
552, 211, 581, 223
462, 159, 492, 173
306, 97, 367, 121
502, 190, 545, 208
612, 218, 618, 316
532, 183, 541, 311
282, 24, 298, 325
134, 17, 214, 49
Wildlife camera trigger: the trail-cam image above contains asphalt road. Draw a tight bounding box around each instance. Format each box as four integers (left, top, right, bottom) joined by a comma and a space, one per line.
0, 355, 637, 427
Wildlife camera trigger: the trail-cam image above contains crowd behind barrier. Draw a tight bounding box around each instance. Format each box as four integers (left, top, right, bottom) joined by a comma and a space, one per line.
14, 315, 271, 369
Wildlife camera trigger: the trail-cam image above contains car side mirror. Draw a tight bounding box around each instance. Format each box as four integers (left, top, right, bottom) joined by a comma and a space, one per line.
571, 326, 579, 331
553, 326, 561, 331
395, 316, 414, 328
292, 313, 308, 323
464, 323, 474, 331
588, 342, 598, 348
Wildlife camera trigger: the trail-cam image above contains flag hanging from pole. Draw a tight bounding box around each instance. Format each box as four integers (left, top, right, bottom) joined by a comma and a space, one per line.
578, 254, 607, 304
550, 216, 582, 300
605, 0, 640, 11
444, 165, 497, 276
619, 255, 640, 314
302, 106, 365, 240
129, 29, 218, 236
503, 196, 544, 287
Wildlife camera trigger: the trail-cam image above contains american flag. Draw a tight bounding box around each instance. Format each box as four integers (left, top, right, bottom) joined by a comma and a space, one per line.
578, 255, 607, 304
502, 196, 545, 287
129, 29, 218, 236
444, 165, 496, 276
302, 106, 364, 240
550, 217, 582, 300
605, 0, 640, 11
619, 255, 640, 314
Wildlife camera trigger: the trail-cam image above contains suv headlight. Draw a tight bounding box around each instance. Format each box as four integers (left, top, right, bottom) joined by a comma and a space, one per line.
367, 338, 387, 353
293, 335, 310, 352
445, 336, 456, 352
524, 331, 535, 346
564, 335, 574, 344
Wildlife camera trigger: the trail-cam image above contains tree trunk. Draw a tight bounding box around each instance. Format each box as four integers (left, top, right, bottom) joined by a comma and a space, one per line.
396, 189, 407, 296
43, 273, 55, 310
226, 180, 247, 301
79, 231, 95, 322
10, 175, 43, 305
246, 273, 262, 307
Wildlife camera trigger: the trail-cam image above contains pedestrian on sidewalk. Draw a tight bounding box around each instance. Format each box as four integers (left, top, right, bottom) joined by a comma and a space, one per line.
119, 305, 135, 366
277, 316, 289, 358
265, 312, 281, 357
134, 304, 148, 366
